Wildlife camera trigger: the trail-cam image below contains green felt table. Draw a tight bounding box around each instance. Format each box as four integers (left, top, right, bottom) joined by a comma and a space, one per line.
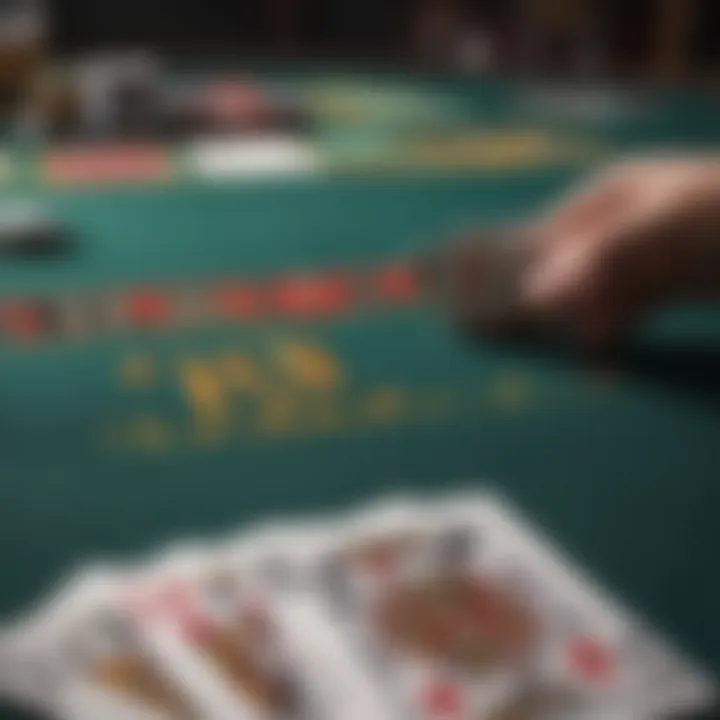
1, 71, 720, 717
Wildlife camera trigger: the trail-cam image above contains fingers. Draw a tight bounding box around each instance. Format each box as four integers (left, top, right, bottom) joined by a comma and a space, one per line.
524, 238, 598, 311
523, 217, 654, 348
483, 158, 720, 348
523, 235, 617, 347
522, 162, 657, 347
532, 163, 639, 249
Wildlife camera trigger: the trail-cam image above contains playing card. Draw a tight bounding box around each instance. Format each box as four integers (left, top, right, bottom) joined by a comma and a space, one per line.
0, 616, 61, 713
126, 534, 395, 720
1, 491, 714, 720
300, 492, 717, 720
0, 565, 192, 720
0, 524, 396, 720
433, 492, 718, 718
298, 496, 533, 720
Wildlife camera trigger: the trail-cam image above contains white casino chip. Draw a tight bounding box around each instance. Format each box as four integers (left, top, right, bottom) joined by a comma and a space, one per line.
189, 137, 323, 180
0, 201, 52, 234
0, 201, 70, 256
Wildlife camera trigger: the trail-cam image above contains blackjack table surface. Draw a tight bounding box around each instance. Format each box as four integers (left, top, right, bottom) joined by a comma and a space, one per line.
1, 68, 720, 716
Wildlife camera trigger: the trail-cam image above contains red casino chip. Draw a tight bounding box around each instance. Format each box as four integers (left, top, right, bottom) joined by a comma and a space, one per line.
271, 272, 354, 319
203, 79, 274, 128
0, 301, 46, 343
375, 262, 423, 305
44, 144, 171, 186
214, 283, 264, 320
318, 273, 355, 314
125, 289, 172, 329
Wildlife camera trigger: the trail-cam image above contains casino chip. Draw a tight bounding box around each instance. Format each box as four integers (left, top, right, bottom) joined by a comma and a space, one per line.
192, 77, 310, 136
375, 262, 422, 305
200, 79, 276, 133
124, 288, 172, 329
0, 202, 74, 258
0, 300, 46, 342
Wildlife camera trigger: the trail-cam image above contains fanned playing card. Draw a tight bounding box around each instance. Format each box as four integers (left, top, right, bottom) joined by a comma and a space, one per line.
123, 541, 315, 719
0, 566, 192, 720
122, 535, 395, 720
301, 493, 717, 720
0, 491, 715, 720
436, 492, 718, 719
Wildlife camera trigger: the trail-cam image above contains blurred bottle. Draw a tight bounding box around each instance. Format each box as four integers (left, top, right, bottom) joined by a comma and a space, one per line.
75, 51, 162, 139
408, 0, 497, 73
515, 0, 606, 78
0, 0, 47, 116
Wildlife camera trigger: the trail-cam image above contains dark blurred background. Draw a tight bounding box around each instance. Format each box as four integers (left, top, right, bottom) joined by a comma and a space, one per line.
43, 0, 720, 82
1, 0, 720, 144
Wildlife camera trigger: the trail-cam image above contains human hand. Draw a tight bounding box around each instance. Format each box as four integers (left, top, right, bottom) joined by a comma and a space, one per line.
523, 159, 720, 346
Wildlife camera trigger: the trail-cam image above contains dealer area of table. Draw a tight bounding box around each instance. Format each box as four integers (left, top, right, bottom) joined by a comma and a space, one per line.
1, 70, 720, 718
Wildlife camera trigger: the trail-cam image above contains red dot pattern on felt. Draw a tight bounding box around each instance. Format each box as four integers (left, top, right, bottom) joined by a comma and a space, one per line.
215, 284, 263, 319
376, 263, 421, 303
0, 302, 43, 340
423, 680, 464, 717
272, 274, 354, 317
568, 636, 614, 682
126, 289, 171, 327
